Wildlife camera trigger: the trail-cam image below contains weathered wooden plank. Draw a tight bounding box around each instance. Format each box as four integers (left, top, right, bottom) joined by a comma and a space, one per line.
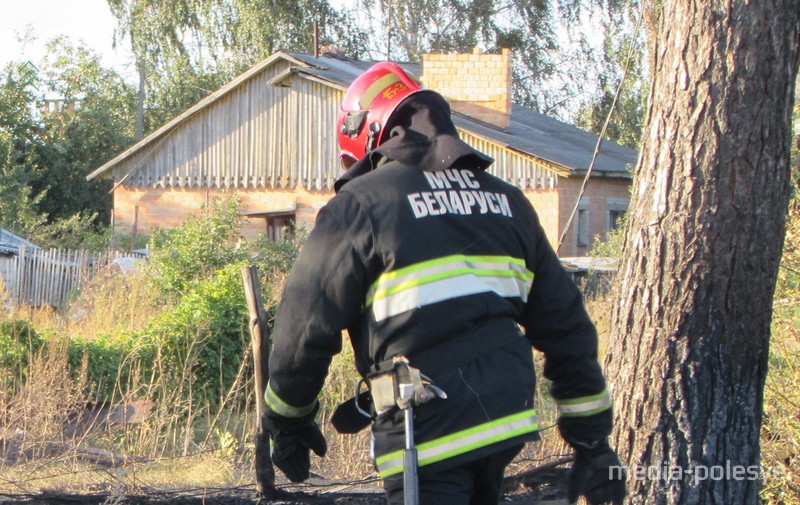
241, 265, 276, 498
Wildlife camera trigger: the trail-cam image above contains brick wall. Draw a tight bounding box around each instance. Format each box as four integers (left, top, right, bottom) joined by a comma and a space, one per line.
113, 186, 333, 241
114, 178, 626, 257
422, 48, 512, 128
523, 189, 561, 251
115, 181, 625, 255
557, 177, 631, 257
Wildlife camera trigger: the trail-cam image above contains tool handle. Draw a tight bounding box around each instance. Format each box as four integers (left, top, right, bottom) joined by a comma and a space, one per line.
403, 448, 419, 505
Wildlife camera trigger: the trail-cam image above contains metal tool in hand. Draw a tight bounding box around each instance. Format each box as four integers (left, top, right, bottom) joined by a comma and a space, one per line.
354, 356, 446, 505
399, 383, 419, 505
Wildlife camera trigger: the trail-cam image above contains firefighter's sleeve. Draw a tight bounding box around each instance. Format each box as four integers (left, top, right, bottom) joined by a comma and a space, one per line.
264, 193, 374, 426
518, 216, 613, 446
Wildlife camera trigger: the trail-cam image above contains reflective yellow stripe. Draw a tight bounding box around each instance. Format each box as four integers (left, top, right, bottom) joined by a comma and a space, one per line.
375, 409, 538, 478
264, 381, 317, 418
359, 73, 402, 109
556, 389, 612, 418
365, 255, 534, 322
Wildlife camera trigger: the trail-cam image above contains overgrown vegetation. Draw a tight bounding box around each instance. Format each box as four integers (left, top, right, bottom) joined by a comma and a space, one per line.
1, 40, 133, 250
761, 178, 800, 504
0, 197, 307, 491
0, 190, 798, 501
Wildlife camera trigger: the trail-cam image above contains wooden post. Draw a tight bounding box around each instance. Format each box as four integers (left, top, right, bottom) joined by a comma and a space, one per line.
15, 246, 26, 306
241, 265, 276, 498
131, 206, 139, 252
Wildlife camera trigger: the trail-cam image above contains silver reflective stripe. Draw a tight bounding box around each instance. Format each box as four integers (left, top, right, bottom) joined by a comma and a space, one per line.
556, 390, 612, 418
366, 255, 534, 322
264, 381, 317, 418
375, 409, 538, 478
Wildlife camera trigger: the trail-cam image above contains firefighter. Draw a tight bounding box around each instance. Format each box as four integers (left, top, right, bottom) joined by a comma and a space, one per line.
262, 61, 626, 505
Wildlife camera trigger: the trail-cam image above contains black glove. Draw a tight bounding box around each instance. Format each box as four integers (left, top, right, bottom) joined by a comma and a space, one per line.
567, 440, 626, 505
263, 408, 328, 483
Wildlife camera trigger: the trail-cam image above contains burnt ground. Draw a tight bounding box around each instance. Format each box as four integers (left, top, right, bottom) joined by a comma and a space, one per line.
0, 468, 569, 505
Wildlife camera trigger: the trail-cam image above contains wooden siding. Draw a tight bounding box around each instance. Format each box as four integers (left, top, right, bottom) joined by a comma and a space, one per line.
461, 131, 563, 190
113, 61, 343, 191
108, 60, 565, 192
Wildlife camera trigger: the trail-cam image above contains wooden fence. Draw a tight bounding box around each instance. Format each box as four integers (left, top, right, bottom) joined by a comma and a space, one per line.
1, 247, 144, 309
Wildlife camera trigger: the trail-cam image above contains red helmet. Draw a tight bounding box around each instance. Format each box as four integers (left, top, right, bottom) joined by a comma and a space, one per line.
337, 62, 425, 168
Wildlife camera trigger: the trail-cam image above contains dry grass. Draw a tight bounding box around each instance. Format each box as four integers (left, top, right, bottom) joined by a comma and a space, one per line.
761, 305, 800, 505
63, 265, 166, 340
0, 268, 258, 495
0, 269, 625, 496
1, 264, 798, 502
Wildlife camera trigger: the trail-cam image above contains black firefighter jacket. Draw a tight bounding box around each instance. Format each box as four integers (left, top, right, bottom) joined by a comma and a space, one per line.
264, 158, 613, 479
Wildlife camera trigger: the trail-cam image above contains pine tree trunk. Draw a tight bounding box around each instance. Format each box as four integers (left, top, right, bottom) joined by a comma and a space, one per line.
603, 1, 800, 503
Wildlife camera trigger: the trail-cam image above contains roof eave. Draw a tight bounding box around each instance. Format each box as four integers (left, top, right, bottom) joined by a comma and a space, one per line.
567, 169, 632, 179
455, 124, 572, 177
269, 67, 349, 91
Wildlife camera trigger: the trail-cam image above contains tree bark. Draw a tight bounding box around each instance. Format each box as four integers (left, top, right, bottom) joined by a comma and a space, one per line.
603, 1, 800, 504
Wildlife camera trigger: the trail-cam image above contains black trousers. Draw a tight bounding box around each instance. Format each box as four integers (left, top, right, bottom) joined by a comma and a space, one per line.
382, 444, 523, 505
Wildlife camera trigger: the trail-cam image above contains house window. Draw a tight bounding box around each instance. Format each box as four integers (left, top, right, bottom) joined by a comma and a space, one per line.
576, 209, 590, 248
266, 215, 295, 241
575, 198, 590, 248
606, 198, 630, 232
246, 207, 296, 241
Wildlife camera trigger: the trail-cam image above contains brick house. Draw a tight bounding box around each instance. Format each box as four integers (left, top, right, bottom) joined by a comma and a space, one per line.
87, 49, 636, 257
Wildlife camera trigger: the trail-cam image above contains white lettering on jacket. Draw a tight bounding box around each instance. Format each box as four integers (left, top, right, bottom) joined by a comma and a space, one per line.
408, 169, 513, 219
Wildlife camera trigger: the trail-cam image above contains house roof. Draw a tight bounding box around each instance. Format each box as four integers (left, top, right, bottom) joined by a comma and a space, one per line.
0, 229, 38, 248
87, 50, 636, 182
0, 229, 39, 255
279, 51, 636, 178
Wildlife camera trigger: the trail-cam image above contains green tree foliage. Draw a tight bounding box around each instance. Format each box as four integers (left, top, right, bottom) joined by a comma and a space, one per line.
215, 0, 368, 64
358, 0, 558, 109
352, 0, 647, 126
104, 0, 645, 134
0, 40, 135, 249
107, 0, 369, 130
0, 68, 49, 236
36, 38, 137, 225
575, 0, 647, 148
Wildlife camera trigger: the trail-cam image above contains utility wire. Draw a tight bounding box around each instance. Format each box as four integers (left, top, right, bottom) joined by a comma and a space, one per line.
557, 2, 646, 253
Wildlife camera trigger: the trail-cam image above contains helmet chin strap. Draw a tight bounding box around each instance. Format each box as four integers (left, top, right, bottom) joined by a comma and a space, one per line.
365, 121, 382, 152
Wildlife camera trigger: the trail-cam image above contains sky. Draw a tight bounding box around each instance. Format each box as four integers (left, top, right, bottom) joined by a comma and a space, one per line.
0, 0, 135, 82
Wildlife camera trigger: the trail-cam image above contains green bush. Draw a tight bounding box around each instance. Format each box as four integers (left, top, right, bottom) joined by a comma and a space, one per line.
251, 227, 307, 276
0, 320, 45, 392
60, 198, 306, 405
140, 262, 250, 405
145, 196, 246, 298
590, 213, 627, 258
0, 320, 44, 368
66, 332, 155, 401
